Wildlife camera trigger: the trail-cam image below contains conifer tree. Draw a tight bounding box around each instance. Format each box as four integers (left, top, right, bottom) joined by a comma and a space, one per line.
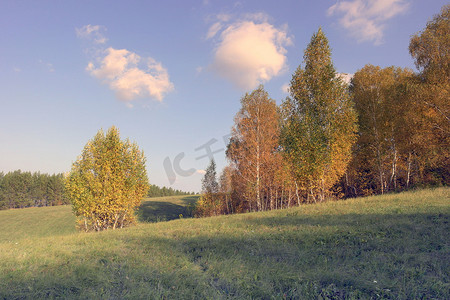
281, 28, 358, 202
195, 159, 221, 217
201, 159, 219, 195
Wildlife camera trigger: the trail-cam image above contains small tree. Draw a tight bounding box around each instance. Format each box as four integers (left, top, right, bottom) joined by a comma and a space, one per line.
201, 159, 219, 195
195, 159, 221, 217
65, 126, 149, 231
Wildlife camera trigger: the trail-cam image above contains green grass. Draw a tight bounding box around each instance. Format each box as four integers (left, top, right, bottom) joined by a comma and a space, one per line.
0, 205, 76, 242
0, 188, 448, 299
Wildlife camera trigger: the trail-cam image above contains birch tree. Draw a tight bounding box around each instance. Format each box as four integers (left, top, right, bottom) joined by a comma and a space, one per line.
65, 126, 149, 231
227, 86, 280, 211
281, 28, 358, 202
409, 4, 449, 185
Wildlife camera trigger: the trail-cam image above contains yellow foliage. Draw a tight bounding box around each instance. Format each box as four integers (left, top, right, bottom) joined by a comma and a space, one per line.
65, 126, 149, 231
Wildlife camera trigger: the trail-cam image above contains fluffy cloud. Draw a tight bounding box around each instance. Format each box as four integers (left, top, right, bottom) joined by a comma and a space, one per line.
76, 24, 107, 44
87, 48, 174, 103
207, 15, 292, 90
77, 24, 174, 105
327, 0, 409, 45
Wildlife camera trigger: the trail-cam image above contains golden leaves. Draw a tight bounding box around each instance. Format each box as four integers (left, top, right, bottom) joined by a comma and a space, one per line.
65, 126, 149, 231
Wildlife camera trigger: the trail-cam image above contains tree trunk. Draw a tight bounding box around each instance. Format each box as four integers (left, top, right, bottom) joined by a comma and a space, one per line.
406, 151, 412, 188
389, 136, 397, 191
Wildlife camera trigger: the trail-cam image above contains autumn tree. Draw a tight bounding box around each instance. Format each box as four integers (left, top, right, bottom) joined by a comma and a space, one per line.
226, 86, 280, 211
281, 28, 358, 202
409, 4, 449, 85
218, 165, 235, 214
65, 126, 149, 231
348, 65, 416, 195
409, 4, 449, 185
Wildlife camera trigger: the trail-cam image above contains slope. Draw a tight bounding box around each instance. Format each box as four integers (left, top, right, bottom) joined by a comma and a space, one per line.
0, 188, 448, 299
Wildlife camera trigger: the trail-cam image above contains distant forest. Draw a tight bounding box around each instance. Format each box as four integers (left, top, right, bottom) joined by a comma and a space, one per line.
0, 170, 193, 210
147, 184, 195, 198
0, 170, 67, 209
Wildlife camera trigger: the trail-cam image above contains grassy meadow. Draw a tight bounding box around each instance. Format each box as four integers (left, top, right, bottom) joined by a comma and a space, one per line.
0, 189, 449, 299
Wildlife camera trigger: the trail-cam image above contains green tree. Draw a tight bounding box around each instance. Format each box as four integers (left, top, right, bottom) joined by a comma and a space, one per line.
0, 172, 5, 209
65, 126, 149, 231
2, 170, 33, 208
47, 174, 68, 206
195, 159, 221, 217
201, 159, 219, 195
281, 28, 358, 202
31, 172, 47, 207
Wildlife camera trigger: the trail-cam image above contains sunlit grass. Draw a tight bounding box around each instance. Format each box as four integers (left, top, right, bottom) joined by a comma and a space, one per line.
0, 205, 76, 242
0, 188, 448, 299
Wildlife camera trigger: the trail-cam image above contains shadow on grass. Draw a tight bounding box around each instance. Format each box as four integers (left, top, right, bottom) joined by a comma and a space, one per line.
180, 195, 199, 206
137, 201, 188, 222
137, 196, 199, 223
1, 210, 448, 299
176, 212, 449, 299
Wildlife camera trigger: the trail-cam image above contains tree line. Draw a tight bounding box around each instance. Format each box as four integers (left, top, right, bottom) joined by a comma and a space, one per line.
195, 5, 449, 217
147, 184, 195, 197
0, 169, 193, 212
0, 170, 68, 209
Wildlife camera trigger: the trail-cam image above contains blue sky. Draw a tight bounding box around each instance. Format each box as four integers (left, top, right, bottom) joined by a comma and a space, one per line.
0, 0, 447, 192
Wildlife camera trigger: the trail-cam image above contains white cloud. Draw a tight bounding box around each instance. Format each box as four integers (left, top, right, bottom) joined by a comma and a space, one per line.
196, 169, 206, 175
207, 14, 292, 90
77, 24, 174, 104
337, 73, 353, 85
327, 0, 409, 45
87, 48, 174, 103
281, 83, 290, 94
76, 24, 107, 44
206, 22, 223, 39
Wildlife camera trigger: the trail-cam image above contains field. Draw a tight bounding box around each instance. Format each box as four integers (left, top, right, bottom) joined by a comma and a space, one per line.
0, 188, 449, 299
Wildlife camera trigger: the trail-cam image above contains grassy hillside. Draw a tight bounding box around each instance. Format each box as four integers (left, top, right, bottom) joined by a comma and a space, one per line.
0, 205, 76, 241
137, 195, 198, 222
0, 195, 198, 243
0, 188, 448, 299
